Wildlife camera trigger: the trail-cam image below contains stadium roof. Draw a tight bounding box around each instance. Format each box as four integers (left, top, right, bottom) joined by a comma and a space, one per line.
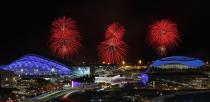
0, 54, 71, 75
151, 56, 205, 68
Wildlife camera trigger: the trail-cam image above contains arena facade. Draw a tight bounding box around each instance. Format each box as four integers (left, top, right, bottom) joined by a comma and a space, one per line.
151, 56, 205, 69
0, 54, 71, 75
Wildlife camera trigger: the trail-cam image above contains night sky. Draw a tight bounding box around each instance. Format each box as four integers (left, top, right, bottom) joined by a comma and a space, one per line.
0, 0, 209, 65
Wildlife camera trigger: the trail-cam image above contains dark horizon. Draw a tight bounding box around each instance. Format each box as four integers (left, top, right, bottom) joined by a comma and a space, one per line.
0, 0, 209, 65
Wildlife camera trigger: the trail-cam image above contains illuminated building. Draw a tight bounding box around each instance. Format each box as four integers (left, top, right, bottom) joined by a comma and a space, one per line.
0, 54, 71, 75
119, 65, 147, 70
95, 75, 126, 85
151, 56, 205, 69
72, 66, 90, 77
140, 73, 149, 85
71, 64, 117, 77
0, 70, 18, 87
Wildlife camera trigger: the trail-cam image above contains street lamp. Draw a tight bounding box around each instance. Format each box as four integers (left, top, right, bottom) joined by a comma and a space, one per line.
122, 60, 126, 65
51, 68, 55, 72
5, 77, 8, 81
13, 77, 16, 82
138, 60, 142, 65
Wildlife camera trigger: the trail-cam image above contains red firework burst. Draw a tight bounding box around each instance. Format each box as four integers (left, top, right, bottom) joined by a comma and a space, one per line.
98, 22, 127, 64
51, 16, 78, 37
147, 19, 180, 55
49, 16, 81, 59
105, 22, 125, 40
98, 39, 127, 64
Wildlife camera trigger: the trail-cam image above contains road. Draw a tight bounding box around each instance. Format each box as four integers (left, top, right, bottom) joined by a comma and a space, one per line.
24, 84, 98, 102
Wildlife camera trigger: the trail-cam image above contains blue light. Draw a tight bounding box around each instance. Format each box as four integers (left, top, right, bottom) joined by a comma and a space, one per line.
1, 54, 72, 75
151, 56, 205, 68
72, 66, 90, 77
140, 73, 149, 85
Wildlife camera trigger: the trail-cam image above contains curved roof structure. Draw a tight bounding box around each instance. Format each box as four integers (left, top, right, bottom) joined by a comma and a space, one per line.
151, 56, 205, 69
0, 54, 71, 75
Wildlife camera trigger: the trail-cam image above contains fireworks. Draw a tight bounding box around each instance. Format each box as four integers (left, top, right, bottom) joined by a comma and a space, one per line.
49, 16, 81, 59
98, 22, 127, 64
105, 22, 125, 40
98, 39, 127, 64
147, 19, 180, 55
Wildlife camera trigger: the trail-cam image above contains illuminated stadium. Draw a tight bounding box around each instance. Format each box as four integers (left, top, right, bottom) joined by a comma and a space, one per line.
0, 54, 71, 75
151, 56, 205, 69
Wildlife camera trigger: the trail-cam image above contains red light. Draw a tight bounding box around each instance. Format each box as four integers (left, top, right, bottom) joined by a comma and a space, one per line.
49, 16, 82, 59
98, 22, 127, 64
147, 19, 180, 55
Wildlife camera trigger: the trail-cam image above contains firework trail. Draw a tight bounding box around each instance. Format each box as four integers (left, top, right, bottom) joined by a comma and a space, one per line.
147, 19, 180, 55
98, 22, 127, 64
105, 22, 125, 40
49, 16, 81, 59
98, 39, 127, 64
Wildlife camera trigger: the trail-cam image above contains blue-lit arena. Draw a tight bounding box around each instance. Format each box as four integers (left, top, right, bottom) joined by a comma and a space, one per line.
0, 54, 71, 75
151, 56, 205, 69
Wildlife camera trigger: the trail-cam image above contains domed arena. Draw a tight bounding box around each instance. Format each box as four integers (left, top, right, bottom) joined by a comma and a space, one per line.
0, 54, 71, 75
151, 56, 205, 69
